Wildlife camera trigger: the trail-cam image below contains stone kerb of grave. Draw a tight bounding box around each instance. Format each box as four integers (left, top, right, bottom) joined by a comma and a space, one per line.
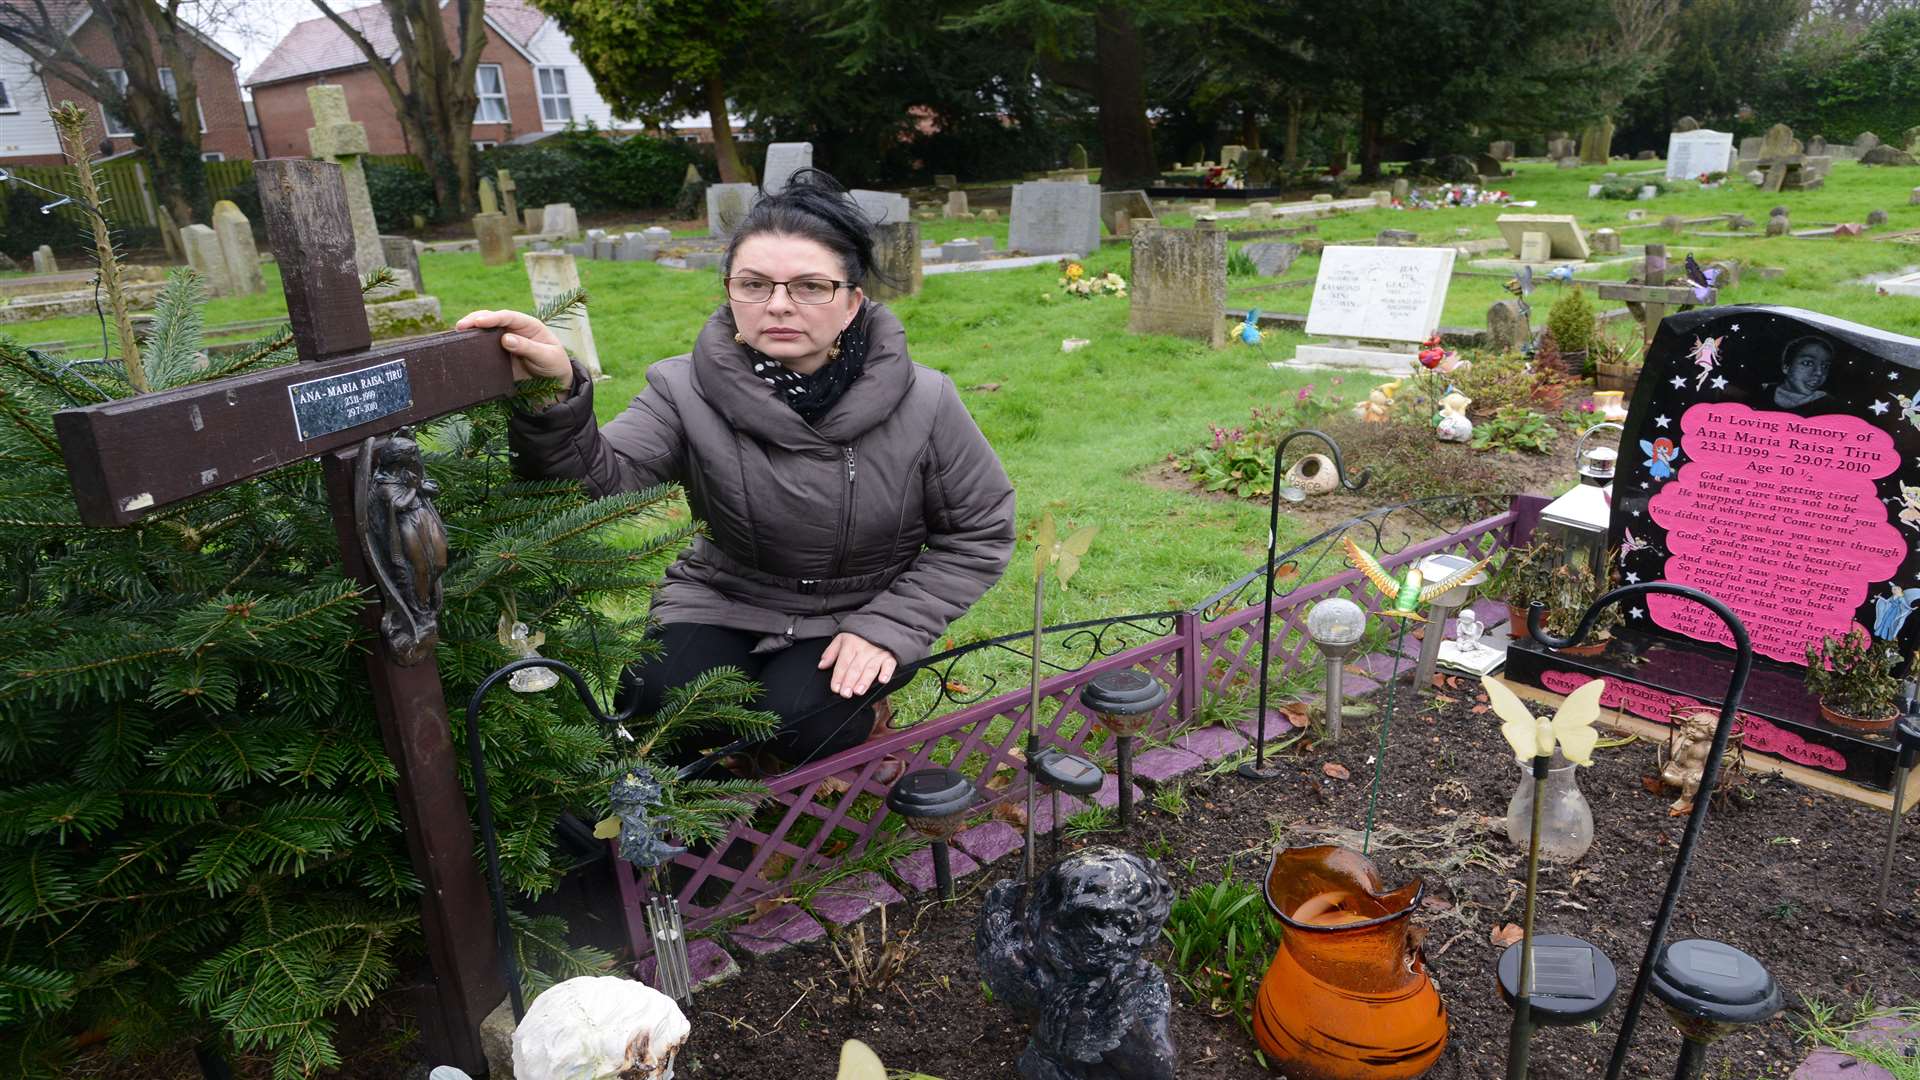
1285, 244, 1456, 371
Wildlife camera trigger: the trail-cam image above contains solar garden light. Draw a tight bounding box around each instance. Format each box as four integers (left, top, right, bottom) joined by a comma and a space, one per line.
1027, 746, 1104, 878
1412, 552, 1488, 690
885, 768, 975, 900
1082, 669, 1169, 827
1875, 686, 1920, 909
1648, 939, 1783, 1080
1303, 597, 1367, 741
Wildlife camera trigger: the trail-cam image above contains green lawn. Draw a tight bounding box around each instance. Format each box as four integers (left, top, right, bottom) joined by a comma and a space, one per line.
12, 157, 1920, 681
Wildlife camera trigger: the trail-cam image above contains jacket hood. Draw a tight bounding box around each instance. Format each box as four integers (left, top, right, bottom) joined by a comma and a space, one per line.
691, 301, 914, 450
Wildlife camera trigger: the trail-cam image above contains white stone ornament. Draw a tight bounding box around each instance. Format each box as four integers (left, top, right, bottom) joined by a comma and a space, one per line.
512, 976, 690, 1080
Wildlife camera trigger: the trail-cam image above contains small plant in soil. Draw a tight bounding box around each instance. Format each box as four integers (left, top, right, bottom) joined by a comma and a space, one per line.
1061, 803, 1117, 839
1546, 285, 1597, 356
1153, 781, 1190, 816
1162, 865, 1281, 1035
826, 905, 918, 1011
1803, 628, 1900, 724
1470, 406, 1558, 454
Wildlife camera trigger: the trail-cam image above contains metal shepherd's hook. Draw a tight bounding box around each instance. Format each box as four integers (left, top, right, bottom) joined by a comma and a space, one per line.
1526, 583, 1753, 1080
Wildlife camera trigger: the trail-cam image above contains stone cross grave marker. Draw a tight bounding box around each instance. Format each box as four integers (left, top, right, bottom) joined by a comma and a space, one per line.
1127, 225, 1227, 347
1288, 245, 1456, 371
1505, 304, 1920, 796
1666, 129, 1736, 181
497, 169, 518, 229
525, 250, 603, 381
1593, 244, 1715, 347
50, 159, 512, 1072
306, 84, 386, 281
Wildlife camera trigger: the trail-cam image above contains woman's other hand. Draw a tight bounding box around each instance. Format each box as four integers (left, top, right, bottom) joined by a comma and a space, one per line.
455, 309, 573, 390
818, 632, 897, 698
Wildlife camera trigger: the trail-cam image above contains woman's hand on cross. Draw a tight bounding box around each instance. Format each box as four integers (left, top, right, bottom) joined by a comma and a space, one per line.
455, 309, 574, 390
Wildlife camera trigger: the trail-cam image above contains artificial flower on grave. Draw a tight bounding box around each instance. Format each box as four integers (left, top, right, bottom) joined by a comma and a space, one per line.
1418, 334, 1449, 369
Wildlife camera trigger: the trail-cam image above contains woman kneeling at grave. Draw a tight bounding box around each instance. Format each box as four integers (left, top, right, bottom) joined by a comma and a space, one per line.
457, 169, 1016, 777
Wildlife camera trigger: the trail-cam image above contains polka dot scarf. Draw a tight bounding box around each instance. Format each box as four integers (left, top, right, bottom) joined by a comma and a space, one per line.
748, 304, 869, 423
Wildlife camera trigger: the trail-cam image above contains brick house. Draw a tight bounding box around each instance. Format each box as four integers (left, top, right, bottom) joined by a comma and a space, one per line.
0, 7, 251, 166
246, 0, 636, 159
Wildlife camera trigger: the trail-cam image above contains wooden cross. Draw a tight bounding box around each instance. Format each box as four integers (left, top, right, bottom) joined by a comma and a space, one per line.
54, 159, 514, 1072
1592, 243, 1716, 348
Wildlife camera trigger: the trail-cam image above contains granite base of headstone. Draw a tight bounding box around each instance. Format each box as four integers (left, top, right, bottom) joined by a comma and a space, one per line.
1126, 225, 1227, 348
868, 221, 922, 300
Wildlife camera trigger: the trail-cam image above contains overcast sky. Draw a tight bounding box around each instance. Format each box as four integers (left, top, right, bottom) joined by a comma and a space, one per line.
218, 0, 315, 89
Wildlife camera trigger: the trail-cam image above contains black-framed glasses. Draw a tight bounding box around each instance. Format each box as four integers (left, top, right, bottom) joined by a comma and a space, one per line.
725, 276, 855, 304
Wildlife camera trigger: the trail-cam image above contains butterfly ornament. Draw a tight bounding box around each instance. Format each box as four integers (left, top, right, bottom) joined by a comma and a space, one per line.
1343, 537, 1490, 620
1683, 253, 1722, 305
1484, 675, 1604, 765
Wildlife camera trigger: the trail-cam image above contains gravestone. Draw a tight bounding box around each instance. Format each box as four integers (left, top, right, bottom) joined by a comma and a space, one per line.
1807, 136, 1828, 156
1591, 227, 1622, 255
980, 208, 999, 223
1911, 186, 1920, 206
1496, 213, 1591, 261
1740, 135, 1764, 160
1242, 242, 1302, 277
524, 207, 544, 234
1520, 232, 1551, 262
1761, 124, 1801, 159
1476, 153, 1504, 176
706, 183, 758, 237
761, 142, 813, 193
1862, 145, 1919, 166
1856, 131, 1882, 153
1487, 299, 1530, 352
1766, 213, 1790, 237
1288, 245, 1456, 371
850, 189, 911, 225
541, 203, 580, 239
945, 190, 969, 218
157, 205, 183, 262
1488, 140, 1515, 161
474, 213, 514, 266
1126, 225, 1227, 348
940, 238, 982, 262
935, 174, 958, 189
1378, 228, 1420, 247
1221, 144, 1247, 165
305, 84, 385, 281
382, 235, 423, 294
524, 250, 603, 381
867, 221, 921, 300
1392, 177, 1411, 201
1009, 181, 1101, 256
1549, 137, 1577, 159
614, 234, 657, 262
497, 170, 518, 229
181, 224, 234, 296
1099, 190, 1155, 235
1505, 305, 1920, 794
478, 177, 499, 216
1869, 209, 1889, 227
211, 199, 265, 294
1673, 116, 1701, 133
1666, 129, 1736, 180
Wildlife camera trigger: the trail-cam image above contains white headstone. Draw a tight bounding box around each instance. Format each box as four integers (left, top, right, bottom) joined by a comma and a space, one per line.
706, 183, 758, 237
1009, 181, 1101, 256
210, 200, 264, 294
540, 203, 580, 238
1303, 245, 1456, 343
525, 251, 602, 381
181, 224, 235, 297
850, 189, 911, 225
761, 142, 813, 194
1665, 129, 1737, 181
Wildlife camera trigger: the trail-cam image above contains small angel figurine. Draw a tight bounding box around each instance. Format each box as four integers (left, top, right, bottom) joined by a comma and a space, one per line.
1454, 607, 1485, 656
497, 612, 560, 693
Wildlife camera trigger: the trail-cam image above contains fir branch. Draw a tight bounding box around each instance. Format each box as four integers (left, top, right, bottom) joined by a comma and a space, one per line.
139, 269, 207, 391
532, 285, 589, 328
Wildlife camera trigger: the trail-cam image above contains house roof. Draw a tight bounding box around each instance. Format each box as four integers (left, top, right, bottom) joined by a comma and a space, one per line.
245, 0, 545, 87
7, 0, 244, 66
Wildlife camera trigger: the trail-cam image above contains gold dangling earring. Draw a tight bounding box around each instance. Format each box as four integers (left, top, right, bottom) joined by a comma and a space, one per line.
733, 331, 746, 344
828, 339, 842, 361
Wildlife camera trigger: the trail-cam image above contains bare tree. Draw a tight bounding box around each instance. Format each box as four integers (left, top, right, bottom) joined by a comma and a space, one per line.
0, 0, 222, 225
308, 0, 484, 217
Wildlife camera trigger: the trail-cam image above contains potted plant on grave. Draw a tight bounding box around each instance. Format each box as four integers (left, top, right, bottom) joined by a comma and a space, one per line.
1804, 629, 1901, 731
1546, 286, 1597, 375
1591, 330, 1645, 394
1538, 551, 1622, 654
1486, 539, 1562, 642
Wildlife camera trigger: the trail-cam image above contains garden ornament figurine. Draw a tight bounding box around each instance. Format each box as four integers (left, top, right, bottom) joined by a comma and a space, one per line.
976, 847, 1177, 1080
1435, 391, 1473, 442
510, 975, 689, 1080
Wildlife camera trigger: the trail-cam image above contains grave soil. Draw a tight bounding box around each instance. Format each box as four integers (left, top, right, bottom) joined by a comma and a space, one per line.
676, 680, 1920, 1080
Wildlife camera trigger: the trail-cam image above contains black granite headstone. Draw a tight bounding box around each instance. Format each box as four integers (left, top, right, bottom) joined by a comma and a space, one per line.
1506, 305, 1920, 791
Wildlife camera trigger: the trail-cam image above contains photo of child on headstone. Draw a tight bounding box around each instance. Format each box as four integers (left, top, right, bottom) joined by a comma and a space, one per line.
1765, 336, 1837, 409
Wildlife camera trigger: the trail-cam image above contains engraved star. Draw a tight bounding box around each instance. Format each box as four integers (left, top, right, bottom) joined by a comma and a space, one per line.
1893, 371, 1902, 381
1655, 414, 1670, 428
1874, 400, 1892, 415
1730, 324, 1740, 332
1711, 375, 1728, 390
1626, 572, 1641, 584
1630, 606, 1645, 619
1671, 375, 1688, 389
1640, 481, 1649, 488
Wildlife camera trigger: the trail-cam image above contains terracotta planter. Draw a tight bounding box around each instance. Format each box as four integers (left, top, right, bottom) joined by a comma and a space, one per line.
1818, 699, 1896, 733
1555, 636, 1611, 658
1506, 602, 1535, 641
1594, 360, 1640, 395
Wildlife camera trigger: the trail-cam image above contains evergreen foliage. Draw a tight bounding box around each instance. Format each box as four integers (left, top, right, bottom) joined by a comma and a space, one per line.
0, 273, 768, 1076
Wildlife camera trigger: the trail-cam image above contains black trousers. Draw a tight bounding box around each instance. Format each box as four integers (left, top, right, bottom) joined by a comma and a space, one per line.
626, 622, 909, 775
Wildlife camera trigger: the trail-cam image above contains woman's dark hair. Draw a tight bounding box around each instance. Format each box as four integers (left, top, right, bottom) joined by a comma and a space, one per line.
723, 167, 879, 285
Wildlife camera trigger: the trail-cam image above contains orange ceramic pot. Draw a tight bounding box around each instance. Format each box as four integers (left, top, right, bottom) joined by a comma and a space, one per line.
1252, 846, 1448, 1080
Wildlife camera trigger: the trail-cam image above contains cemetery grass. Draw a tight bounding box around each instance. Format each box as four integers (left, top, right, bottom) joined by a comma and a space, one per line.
675, 682, 1920, 1080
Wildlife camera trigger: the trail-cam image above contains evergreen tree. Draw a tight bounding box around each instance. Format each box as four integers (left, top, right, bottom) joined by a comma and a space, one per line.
0, 145, 769, 1076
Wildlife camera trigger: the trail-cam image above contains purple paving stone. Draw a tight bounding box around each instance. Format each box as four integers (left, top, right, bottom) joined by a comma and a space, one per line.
1030, 791, 1086, 834
1352, 651, 1408, 681
1131, 745, 1204, 782
1344, 674, 1383, 696
1089, 773, 1142, 810
892, 844, 981, 893
1181, 723, 1253, 760
1401, 619, 1458, 657
730, 903, 825, 956
635, 937, 738, 991
809, 871, 904, 927
1791, 1047, 1895, 1080
954, 819, 1023, 864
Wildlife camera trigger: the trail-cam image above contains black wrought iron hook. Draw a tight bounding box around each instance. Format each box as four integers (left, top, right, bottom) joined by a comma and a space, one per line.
1527, 583, 1754, 1080
1273, 428, 1371, 503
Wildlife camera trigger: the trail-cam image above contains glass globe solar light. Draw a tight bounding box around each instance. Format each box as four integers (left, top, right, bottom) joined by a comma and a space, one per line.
1306, 598, 1367, 739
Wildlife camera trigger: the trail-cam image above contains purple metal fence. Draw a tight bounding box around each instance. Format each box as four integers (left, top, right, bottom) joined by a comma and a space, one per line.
614, 497, 1520, 948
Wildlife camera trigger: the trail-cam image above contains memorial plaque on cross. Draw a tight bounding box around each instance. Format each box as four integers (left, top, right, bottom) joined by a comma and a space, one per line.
1594, 244, 1715, 348
52, 159, 512, 1071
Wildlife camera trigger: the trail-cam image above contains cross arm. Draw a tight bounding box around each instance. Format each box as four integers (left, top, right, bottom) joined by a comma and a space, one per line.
1593, 283, 1713, 305
55, 330, 515, 527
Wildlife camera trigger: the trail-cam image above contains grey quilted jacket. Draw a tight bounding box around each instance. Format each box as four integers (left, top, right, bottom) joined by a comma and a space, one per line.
507, 301, 1016, 663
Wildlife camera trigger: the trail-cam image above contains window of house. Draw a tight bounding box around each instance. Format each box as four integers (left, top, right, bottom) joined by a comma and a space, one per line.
536, 66, 571, 123
475, 64, 509, 123
0, 80, 16, 113
102, 68, 204, 137
201, 151, 224, 161
474, 140, 498, 151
